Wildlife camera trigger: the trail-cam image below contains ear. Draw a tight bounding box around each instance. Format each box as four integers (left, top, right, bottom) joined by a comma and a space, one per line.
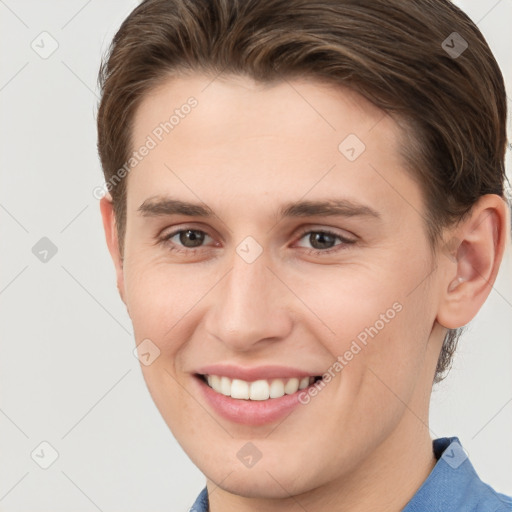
99, 195, 127, 306
436, 194, 509, 329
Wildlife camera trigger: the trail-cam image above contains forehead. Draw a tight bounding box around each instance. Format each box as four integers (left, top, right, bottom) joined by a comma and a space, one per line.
132, 73, 394, 145
127, 73, 423, 223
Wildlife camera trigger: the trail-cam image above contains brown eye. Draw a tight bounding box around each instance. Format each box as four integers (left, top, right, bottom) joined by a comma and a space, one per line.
295, 229, 357, 254
307, 232, 337, 250
162, 228, 212, 250
178, 229, 206, 248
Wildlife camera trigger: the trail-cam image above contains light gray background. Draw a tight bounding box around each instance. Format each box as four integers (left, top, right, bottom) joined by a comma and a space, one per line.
0, 1, 511, 510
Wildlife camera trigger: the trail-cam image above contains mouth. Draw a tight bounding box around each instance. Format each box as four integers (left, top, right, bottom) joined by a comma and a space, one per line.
193, 369, 327, 425
195, 373, 323, 401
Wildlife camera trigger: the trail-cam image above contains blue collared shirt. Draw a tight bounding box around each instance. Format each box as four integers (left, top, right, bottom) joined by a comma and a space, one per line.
189, 437, 512, 511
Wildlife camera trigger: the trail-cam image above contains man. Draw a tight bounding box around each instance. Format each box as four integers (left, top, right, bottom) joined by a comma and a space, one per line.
96, 0, 512, 510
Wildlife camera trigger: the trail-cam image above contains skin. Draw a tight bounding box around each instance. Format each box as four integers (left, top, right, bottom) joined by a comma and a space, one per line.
100, 73, 508, 511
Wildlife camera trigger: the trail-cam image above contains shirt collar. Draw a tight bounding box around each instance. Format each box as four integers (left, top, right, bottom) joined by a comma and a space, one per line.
403, 436, 511, 511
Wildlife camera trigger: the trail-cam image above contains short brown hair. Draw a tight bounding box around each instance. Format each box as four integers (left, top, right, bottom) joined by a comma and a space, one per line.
96, 0, 508, 383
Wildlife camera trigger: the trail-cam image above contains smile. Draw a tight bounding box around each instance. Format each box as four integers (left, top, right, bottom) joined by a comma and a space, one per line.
193, 365, 328, 425
200, 374, 322, 401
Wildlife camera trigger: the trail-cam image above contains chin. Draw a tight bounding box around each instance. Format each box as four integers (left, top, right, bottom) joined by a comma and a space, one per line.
205, 454, 325, 501
211, 471, 302, 500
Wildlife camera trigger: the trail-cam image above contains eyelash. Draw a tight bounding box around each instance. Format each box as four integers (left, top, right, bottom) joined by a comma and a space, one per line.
158, 226, 357, 256
294, 227, 356, 255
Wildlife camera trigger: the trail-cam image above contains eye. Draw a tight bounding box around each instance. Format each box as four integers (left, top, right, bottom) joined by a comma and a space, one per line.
295, 228, 356, 254
158, 226, 356, 256
160, 228, 214, 252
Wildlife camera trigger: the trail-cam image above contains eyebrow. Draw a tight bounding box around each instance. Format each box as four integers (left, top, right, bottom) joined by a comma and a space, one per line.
137, 196, 381, 220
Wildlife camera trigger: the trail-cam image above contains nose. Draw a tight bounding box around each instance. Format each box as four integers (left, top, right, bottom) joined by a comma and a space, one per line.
204, 244, 293, 352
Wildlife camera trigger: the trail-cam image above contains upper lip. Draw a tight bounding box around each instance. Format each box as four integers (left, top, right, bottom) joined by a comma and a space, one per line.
195, 364, 322, 382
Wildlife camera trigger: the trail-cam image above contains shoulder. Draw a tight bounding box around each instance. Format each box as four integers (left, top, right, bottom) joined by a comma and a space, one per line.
404, 437, 512, 512
464, 478, 512, 512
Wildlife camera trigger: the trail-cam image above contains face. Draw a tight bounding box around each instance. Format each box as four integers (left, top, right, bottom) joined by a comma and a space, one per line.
106, 74, 446, 500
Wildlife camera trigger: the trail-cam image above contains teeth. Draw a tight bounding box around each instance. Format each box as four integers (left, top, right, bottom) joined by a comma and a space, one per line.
284, 377, 299, 394
231, 379, 250, 399
208, 375, 218, 389
204, 374, 317, 400
220, 376, 231, 396
250, 379, 269, 401
299, 376, 310, 390
269, 379, 285, 398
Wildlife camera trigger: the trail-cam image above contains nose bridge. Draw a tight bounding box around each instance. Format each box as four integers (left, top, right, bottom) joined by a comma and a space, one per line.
207, 242, 291, 350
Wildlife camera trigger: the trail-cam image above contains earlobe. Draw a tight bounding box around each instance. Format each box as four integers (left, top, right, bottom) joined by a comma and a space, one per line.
436, 195, 508, 330
99, 196, 127, 305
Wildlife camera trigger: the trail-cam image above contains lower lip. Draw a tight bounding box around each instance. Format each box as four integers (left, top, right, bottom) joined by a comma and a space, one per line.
194, 375, 315, 426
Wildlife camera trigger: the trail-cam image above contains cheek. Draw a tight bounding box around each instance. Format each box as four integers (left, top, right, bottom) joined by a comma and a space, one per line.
285, 263, 407, 344
123, 257, 204, 430
123, 255, 213, 346
293, 257, 435, 391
